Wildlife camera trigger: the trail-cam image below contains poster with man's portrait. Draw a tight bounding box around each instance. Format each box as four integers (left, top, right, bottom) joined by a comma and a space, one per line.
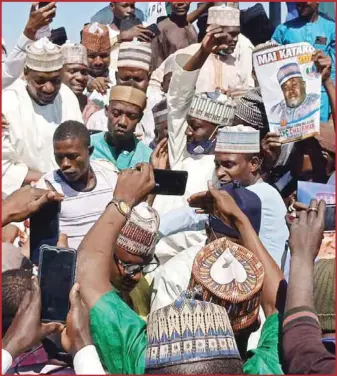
253, 42, 321, 143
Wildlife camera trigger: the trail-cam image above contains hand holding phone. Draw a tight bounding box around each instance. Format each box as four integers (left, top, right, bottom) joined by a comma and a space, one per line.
147, 23, 161, 37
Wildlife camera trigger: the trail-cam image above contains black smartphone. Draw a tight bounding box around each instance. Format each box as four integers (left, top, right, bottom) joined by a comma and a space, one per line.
30, 201, 60, 265
38, 2, 50, 8
152, 169, 188, 196
120, 17, 142, 31
38, 245, 77, 323
325, 204, 335, 232
147, 23, 161, 37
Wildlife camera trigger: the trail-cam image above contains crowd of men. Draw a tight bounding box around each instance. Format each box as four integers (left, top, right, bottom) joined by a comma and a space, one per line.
1, 1, 336, 374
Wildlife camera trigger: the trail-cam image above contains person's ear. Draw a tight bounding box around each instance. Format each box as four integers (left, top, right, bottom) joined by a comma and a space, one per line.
250, 156, 262, 173
88, 146, 94, 156
115, 71, 118, 82
104, 104, 109, 118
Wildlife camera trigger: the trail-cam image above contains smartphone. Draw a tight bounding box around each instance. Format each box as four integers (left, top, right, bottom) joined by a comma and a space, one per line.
147, 23, 161, 37
152, 169, 188, 196
30, 201, 60, 265
38, 2, 50, 8
325, 204, 335, 232
38, 245, 77, 323
120, 17, 142, 31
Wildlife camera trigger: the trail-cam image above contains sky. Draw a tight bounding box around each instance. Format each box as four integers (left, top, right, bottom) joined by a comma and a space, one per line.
2, 2, 287, 52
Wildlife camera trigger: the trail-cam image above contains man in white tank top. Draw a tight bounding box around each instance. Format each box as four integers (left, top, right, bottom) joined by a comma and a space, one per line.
36, 120, 118, 250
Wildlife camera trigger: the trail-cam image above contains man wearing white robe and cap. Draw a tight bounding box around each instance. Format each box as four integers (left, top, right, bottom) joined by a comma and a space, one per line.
61, 41, 101, 124
148, 4, 254, 98
152, 28, 237, 263
2, 37, 83, 196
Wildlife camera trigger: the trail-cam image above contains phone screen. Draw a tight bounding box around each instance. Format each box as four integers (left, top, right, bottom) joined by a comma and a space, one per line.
147, 23, 161, 36
151, 169, 188, 195
39, 246, 77, 323
38, 2, 50, 8
325, 204, 335, 232
30, 201, 60, 265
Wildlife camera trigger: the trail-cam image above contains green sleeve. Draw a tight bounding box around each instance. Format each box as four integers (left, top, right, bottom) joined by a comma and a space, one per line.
243, 313, 284, 375
90, 290, 147, 374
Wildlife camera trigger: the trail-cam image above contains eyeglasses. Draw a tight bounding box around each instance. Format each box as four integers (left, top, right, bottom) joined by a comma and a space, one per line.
114, 253, 160, 277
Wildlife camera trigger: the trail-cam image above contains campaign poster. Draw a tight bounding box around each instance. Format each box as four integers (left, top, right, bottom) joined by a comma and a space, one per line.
297, 181, 335, 205
146, 2, 167, 25
253, 42, 321, 143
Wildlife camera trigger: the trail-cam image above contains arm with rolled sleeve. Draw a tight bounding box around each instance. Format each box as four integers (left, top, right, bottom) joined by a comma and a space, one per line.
167, 56, 200, 167
2, 33, 33, 89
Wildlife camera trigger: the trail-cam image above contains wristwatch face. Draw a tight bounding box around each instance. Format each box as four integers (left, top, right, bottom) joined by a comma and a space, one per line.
120, 201, 130, 215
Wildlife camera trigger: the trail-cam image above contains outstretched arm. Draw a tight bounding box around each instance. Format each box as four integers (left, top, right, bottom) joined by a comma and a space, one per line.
76, 164, 155, 309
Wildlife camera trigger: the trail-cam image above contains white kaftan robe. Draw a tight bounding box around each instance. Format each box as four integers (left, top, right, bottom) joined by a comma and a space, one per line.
2, 80, 83, 195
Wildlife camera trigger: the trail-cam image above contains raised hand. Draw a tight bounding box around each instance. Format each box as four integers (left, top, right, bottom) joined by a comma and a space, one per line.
151, 138, 169, 170
289, 199, 326, 261
113, 163, 156, 208
24, 2, 57, 40
88, 77, 111, 95
312, 50, 332, 83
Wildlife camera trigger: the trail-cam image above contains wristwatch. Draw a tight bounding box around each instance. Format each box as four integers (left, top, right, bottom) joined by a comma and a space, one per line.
107, 199, 131, 218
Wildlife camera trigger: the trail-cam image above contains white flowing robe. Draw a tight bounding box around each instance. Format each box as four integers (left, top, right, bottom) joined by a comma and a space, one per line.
2, 79, 83, 195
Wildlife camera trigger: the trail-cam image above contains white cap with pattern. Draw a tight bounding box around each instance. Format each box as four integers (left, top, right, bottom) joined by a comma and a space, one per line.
207, 5, 240, 27
215, 125, 260, 153
26, 37, 63, 72
118, 40, 152, 72
62, 41, 88, 66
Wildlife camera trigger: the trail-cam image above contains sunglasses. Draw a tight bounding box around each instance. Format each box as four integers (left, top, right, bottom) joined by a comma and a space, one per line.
114, 253, 160, 278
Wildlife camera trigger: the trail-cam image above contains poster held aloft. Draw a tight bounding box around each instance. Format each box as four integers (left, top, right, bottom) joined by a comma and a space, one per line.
253, 42, 321, 144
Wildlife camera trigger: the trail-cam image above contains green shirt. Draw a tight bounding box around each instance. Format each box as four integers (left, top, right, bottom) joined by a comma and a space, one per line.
243, 313, 284, 375
90, 290, 147, 374
90, 132, 152, 170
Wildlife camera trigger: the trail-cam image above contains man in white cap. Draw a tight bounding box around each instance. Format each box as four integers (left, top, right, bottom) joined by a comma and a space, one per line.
270, 62, 321, 125
61, 41, 101, 124
2, 3, 56, 89
152, 28, 237, 263
149, 4, 254, 97
2, 38, 83, 196
87, 40, 156, 145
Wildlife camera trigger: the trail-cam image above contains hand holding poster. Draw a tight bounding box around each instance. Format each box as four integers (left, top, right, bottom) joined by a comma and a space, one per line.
253, 42, 321, 143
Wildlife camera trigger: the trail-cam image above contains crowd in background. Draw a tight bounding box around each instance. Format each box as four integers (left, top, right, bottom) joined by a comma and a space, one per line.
1, 2, 336, 374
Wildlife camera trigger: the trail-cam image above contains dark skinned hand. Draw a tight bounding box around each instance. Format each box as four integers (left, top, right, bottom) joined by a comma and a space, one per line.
2, 276, 64, 359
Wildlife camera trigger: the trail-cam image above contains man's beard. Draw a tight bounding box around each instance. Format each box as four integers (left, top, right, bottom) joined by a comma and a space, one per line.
287, 95, 305, 108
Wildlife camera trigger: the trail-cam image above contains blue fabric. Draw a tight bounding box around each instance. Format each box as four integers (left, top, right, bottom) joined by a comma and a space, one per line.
272, 13, 336, 121
286, 3, 298, 21
90, 132, 152, 170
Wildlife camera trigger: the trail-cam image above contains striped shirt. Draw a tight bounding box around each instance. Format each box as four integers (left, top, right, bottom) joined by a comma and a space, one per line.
38, 160, 118, 249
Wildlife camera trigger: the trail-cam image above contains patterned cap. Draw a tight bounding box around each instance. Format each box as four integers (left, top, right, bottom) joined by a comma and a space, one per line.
152, 99, 168, 124
82, 23, 110, 53
207, 5, 240, 27
110, 85, 147, 109
188, 92, 237, 126
215, 125, 260, 153
146, 292, 241, 369
117, 202, 160, 258
277, 63, 303, 86
210, 182, 262, 239
62, 41, 88, 66
118, 40, 152, 72
189, 238, 264, 332
26, 37, 63, 72
235, 87, 269, 132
